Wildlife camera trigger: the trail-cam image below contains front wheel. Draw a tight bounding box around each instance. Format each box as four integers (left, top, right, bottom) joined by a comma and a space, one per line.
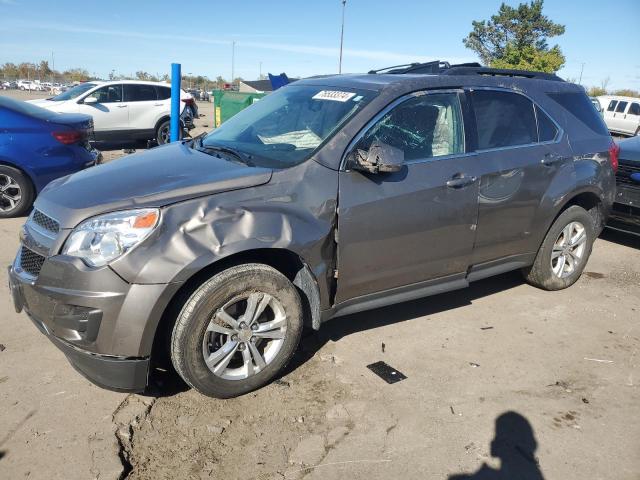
522, 205, 595, 290
170, 264, 303, 398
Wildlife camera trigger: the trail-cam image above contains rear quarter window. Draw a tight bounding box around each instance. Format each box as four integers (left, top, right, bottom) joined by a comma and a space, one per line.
546, 92, 610, 136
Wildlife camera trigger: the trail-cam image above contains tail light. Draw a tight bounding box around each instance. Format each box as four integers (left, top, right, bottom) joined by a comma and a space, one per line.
52, 130, 88, 145
608, 140, 619, 173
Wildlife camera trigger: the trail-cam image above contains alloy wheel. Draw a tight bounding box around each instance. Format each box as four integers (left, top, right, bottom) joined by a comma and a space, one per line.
202, 292, 287, 380
0, 174, 22, 213
551, 221, 587, 278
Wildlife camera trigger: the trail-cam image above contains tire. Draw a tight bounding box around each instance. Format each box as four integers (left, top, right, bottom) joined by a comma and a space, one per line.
155, 119, 182, 145
522, 205, 595, 290
0, 166, 34, 218
170, 264, 303, 398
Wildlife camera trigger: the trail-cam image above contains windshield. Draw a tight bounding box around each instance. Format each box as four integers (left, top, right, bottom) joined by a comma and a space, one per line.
51, 83, 98, 101
202, 85, 375, 168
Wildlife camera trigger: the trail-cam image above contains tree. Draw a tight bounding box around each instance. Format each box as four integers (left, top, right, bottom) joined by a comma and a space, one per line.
463, 0, 566, 73
613, 89, 640, 98
587, 86, 607, 97
38, 60, 52, 79
63, 68, 90, 82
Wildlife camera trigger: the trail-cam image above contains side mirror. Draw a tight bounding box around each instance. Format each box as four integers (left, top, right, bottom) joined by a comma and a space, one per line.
83, 96, 98, 105
351, 141, 404, 174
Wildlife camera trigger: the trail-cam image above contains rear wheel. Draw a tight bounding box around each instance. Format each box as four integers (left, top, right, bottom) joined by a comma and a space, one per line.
156, 119, 182, 145
0, 166, 33, 218
522, 205, 595, 290
170, 264, 303, 398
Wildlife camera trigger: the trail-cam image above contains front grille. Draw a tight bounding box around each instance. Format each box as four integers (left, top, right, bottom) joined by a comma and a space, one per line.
20, 246, 45, 276
616, 163, 640, 188
31, 209, 60, 234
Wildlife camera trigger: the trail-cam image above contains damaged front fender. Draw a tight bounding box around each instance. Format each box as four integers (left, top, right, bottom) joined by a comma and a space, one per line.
110, 159, 339, 318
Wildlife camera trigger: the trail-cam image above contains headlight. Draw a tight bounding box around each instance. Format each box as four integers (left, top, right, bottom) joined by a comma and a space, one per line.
62, 208, 160, 267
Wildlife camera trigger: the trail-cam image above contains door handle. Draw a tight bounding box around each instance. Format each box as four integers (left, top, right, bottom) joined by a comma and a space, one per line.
446, 174, 477, 189
116, 105, 127, 108
541, 153, 561, 166
154, 103, 163, 106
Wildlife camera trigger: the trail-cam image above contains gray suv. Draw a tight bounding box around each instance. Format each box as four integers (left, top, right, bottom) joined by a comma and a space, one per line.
8, 64, 617, 398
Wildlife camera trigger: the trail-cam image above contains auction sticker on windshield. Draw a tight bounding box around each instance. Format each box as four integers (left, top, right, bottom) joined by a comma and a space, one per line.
312, 90, 356, 102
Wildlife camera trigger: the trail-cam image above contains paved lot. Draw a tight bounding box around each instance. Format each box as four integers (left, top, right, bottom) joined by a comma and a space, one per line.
0, 89, 639, 480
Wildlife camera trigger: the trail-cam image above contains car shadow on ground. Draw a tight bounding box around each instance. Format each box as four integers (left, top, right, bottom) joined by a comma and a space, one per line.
601, 228, 640, 249
147, 271, 525, 398
447, 411, 545, 480
282, 270, 524, 379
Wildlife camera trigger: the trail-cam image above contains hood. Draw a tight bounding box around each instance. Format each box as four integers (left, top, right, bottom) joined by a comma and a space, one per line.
35, 142, 272, 228
619, 136, 640, 164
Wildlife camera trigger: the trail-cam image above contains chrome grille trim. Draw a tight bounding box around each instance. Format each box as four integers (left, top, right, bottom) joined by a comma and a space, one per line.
20, 246, 46, 277
31, 209, 60, 234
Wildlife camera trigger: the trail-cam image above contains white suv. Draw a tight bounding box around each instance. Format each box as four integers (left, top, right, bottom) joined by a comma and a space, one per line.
598, 95, 640, 136
28, 80, 196, 145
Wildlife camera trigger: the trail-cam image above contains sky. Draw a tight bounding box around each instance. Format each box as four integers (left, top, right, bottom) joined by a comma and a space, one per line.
1, 0, 639, 90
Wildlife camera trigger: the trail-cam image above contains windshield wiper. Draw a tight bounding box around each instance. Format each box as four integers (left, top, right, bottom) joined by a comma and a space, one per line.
194, 139, 255, 166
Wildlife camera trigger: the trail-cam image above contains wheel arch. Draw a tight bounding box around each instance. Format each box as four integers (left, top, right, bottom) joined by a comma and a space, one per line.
0, 157, 38, 195
147, 248, 321, 368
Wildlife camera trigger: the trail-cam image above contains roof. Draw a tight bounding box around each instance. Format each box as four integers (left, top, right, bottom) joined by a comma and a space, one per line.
240, 80, 273, 92
295, 71, 580, 97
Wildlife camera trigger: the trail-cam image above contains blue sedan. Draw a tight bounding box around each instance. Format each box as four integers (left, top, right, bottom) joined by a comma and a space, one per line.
0, 96, 101, 217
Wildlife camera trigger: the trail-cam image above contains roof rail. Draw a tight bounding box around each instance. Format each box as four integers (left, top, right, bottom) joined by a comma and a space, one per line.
442, 66, 563, 82
368, 60, 453, 75
368, 61, 563, 82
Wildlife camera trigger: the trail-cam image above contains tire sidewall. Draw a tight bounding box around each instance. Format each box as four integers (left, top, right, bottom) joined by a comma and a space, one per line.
171, 264, 303, 398
536, 206, 595, 289
0, 166, 34, 218
156, 120, 182, 145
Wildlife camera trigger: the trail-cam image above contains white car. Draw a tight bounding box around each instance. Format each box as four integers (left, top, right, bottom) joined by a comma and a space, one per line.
598, 95, 640, 136
17, 80, 44, 91
28, 80, 196, 144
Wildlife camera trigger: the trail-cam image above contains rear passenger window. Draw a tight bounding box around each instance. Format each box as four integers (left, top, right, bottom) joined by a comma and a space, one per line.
357, 92, 465, 161
535, 106, 558, 142
156, 86, 171, 100
607, 100, 617, 112
616, 101, 628, 113
470, 90, 537, 149
124, 84, 158, 102
628, 103, 640, 116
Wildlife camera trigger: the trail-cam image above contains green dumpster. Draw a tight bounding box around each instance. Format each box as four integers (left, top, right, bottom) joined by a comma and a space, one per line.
212, 90, 266, 127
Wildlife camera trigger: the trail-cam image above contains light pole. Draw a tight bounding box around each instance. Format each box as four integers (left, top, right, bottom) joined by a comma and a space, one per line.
578, 62, 585, 85
338, 0, 347, 74
231, 41, 236, 88
188, 72, 193, 89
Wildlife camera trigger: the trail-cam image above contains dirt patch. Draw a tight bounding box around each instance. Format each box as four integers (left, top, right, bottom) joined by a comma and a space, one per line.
123, 348, 365, 480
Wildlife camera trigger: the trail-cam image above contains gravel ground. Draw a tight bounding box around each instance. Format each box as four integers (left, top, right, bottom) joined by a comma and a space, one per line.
0, 89, 638, 480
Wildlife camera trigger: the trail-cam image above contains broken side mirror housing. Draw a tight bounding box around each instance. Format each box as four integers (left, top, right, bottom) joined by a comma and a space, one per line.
351, 141, 404, 174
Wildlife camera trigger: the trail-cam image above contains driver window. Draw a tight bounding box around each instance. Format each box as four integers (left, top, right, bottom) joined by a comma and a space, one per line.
357, 92, 464, 161
88, 85, 122, 103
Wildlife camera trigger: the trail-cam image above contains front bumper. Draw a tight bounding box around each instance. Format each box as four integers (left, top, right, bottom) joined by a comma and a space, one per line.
8, 251, 178, 392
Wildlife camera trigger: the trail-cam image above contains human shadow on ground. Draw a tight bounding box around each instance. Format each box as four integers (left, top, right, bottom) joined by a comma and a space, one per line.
448, 411, 545, 480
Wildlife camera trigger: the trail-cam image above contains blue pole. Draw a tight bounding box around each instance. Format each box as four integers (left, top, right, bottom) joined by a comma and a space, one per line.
170, 63, 181, 143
